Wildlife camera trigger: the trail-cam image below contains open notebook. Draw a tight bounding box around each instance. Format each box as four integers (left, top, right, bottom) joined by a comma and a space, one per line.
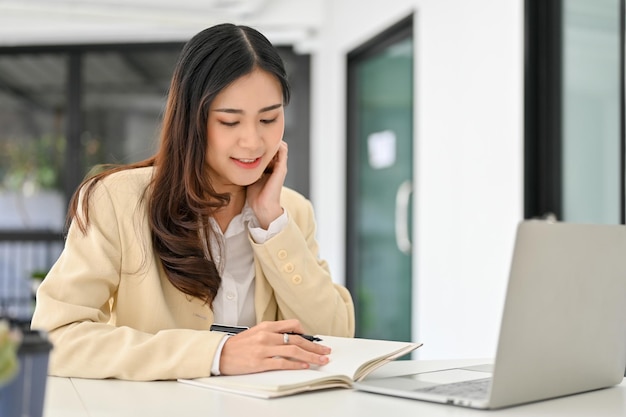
179, 335, 421, 398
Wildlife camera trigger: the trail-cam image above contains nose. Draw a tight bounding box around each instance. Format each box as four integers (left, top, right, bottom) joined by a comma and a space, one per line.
238, 121, 262, 150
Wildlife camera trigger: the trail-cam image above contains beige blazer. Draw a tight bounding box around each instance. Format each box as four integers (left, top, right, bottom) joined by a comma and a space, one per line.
31, 167, 355, 381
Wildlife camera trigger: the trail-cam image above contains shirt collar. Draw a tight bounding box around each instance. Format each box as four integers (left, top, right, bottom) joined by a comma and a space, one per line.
209, 200, 257, 239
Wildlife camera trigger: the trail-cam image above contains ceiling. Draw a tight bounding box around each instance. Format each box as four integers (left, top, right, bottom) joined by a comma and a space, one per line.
0, 0, 322, 50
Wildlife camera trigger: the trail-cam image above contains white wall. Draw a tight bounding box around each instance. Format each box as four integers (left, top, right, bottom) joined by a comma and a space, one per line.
311, 0, 524, 360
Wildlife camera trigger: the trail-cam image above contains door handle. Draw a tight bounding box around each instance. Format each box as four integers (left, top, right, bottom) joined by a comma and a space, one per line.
394, 180, 412, 255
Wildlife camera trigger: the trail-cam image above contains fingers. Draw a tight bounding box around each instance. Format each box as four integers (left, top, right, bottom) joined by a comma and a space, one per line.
273, 332, 330, 356
252, 340, 329, 373
246, 141, 288, 228
272, 343, 330, 366
278, 140, 288, 159
268, 141, 288, 175
258, 348, 329, 373
254, 318, 304, 335
251, 321, 330, 357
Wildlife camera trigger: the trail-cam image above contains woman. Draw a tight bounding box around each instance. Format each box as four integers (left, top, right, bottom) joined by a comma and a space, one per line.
31, 23, 355, 381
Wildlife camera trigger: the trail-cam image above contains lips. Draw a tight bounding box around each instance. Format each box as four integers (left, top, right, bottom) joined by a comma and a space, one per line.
231, 157, 262, 169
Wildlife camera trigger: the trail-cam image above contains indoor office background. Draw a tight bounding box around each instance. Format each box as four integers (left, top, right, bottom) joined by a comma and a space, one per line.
0, 0, 623, 362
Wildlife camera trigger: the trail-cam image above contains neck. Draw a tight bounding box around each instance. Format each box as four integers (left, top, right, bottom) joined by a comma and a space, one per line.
213, 187, 246, 232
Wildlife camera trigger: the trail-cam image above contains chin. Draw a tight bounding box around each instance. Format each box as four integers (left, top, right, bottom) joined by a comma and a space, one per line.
236, 175, 263, 187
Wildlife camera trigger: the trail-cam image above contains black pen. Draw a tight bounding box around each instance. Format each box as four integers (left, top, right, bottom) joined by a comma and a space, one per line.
209, 324, 322, 342
286, 332, 323, 342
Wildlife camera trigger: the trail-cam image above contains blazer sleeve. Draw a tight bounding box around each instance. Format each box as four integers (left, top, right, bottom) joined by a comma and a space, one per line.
251, 189, 355, 337
31, 177, 225, 381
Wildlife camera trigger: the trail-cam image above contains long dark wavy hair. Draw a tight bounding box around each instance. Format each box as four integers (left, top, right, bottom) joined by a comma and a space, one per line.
66, 23, 291, 306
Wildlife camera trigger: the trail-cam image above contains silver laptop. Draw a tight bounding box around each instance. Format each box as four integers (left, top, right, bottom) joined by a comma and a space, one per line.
354, 220, 626, 409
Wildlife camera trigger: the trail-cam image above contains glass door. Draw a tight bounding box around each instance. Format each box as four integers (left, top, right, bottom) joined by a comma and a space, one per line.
347, 17, 414, 342
562, 0, 621, 223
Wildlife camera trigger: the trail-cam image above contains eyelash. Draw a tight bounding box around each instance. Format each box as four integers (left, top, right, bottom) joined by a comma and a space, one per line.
219, 118, 277, 127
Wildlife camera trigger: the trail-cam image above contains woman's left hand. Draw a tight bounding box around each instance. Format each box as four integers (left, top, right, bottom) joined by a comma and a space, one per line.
247, 141, 288, 229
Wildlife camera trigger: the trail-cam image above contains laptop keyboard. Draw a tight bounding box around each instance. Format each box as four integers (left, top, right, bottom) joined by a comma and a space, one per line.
414, 377, 491, 400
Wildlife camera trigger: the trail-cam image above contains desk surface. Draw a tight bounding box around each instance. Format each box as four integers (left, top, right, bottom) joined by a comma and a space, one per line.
43, 359, 626, 417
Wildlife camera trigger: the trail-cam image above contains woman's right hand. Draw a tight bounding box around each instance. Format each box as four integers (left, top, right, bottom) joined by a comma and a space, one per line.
218, 319, 331, 375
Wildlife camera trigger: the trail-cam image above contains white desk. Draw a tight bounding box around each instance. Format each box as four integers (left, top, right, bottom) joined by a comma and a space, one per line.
43, 359, 626, 417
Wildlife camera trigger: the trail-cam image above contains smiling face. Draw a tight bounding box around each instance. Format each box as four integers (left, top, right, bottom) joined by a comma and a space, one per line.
205, 68, 285, 194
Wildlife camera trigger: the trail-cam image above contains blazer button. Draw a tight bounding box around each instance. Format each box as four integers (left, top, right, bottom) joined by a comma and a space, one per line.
291, 274, 302, 285
277, 249, 288, 259
283, 263, 295, 273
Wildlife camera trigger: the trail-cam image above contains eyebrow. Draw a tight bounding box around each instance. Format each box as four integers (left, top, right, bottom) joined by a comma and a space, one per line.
213, 103, 283, 114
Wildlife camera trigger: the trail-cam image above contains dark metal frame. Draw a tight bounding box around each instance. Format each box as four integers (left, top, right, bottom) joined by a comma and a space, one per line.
524, 0, 626, 222
617, 0, 626, 378
524, 0, 563, 220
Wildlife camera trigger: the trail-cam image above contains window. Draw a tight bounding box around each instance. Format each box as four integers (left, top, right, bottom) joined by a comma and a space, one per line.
525, 0, 624, 223
0, 43, 311, 320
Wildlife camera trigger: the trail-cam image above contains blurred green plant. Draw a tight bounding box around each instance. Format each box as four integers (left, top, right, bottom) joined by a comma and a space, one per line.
30, 271, 47, 280
0, 320, 20, 387
0, 134, 66, 193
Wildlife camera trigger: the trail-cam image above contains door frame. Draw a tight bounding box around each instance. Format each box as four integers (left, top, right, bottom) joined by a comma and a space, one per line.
524, 0, 626, 222
345, 14, 414, 333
